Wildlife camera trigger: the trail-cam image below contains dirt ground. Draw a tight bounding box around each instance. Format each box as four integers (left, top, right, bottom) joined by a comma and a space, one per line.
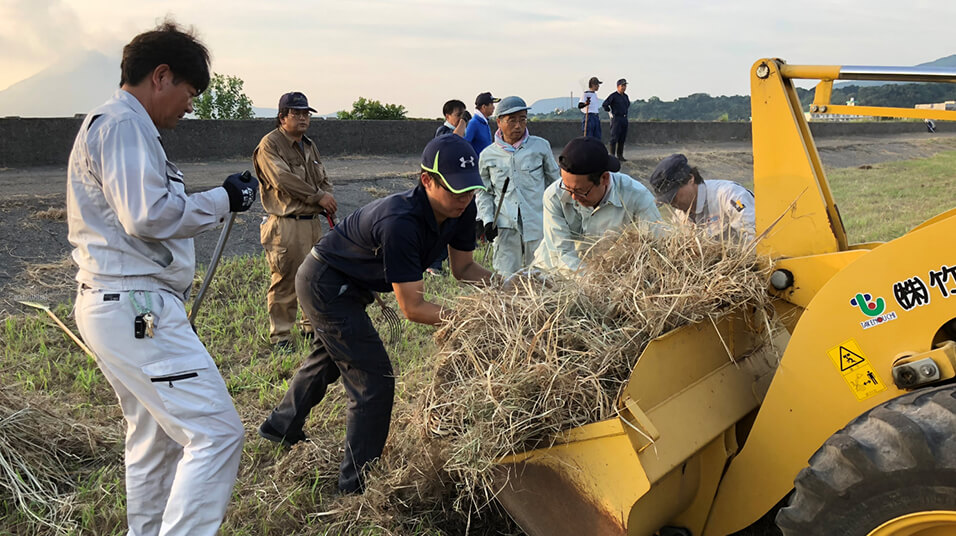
2, 132, 956, 317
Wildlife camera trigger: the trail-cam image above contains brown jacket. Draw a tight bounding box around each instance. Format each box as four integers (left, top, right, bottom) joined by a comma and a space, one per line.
253, 128, 332, 216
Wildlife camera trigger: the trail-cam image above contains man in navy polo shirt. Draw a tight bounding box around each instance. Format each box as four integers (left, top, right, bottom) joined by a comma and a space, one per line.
258, 134, 493, 494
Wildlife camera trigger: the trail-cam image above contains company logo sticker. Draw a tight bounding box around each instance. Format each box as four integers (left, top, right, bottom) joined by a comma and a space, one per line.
850, 293, 897, 330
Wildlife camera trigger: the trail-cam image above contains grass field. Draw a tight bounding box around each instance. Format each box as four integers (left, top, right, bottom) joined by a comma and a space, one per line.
1, 151, 954, 535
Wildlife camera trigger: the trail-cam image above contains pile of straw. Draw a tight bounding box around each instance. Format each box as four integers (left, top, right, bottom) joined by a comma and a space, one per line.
0, 389, 120, 534
419, 224, 773, 511
335, 224, 775, 533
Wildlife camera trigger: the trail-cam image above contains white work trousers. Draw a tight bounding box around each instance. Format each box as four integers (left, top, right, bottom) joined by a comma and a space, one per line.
493, 227, 541, 277
75, 287, 244, 536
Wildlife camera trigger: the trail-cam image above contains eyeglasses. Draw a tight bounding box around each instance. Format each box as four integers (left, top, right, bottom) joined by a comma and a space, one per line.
434, 177, 476, 200
502, 116, 528, 127
287, 110, 312, 118
559, 181, 596, 197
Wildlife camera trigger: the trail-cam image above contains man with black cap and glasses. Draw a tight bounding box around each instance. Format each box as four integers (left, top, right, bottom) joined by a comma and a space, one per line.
254, 91, 336, 352
257, 134, 493, 494
602, 78, 631, 161
476, 95, 561, 276
648, 153, 755, 241
533, 137, 662, 274
465, 91, 499, 155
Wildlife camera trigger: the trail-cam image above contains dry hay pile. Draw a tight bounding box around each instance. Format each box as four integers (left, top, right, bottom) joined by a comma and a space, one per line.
334, 224, 775, 531
0, 389, 120, 534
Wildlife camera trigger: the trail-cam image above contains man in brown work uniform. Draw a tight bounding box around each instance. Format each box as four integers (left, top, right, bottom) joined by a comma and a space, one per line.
254, 91, 337, 352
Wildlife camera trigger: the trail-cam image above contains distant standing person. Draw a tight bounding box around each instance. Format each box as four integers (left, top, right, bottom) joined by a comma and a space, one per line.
476, 96, 561, 276
435, 99, 469, 138
254, 92, 336, 352
602, 78, 631, 162
648, 153, 756, 240
579, 76, 603, 140
428, 98, 470, 275
465, 91, 499, 155
67, 21, 256, 535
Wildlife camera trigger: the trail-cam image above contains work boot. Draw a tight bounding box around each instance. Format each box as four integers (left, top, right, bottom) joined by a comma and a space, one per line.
272, 339, 295, 353
258, 420, 308, 447
608, 142, 616, 157
617, 148, 627, 162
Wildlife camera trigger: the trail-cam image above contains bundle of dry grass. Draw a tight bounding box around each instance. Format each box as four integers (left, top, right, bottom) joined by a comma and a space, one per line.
417, 224, 773, 512
0, 389, 120, 534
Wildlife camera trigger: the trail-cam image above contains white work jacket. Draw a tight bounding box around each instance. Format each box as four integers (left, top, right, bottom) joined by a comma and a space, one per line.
67, 90, 230, 299
676, 179, 755, 241
533, 172, 662, 273
475, 135, 560, 243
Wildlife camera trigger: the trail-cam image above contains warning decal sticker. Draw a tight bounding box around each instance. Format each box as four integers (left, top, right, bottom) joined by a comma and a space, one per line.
826, 338, 887, 401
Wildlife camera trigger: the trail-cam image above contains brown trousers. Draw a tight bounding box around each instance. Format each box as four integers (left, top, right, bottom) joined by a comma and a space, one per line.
261, 215, 324, 343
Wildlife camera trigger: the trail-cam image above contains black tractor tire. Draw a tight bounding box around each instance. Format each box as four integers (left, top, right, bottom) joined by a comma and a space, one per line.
776, 384, 956, 535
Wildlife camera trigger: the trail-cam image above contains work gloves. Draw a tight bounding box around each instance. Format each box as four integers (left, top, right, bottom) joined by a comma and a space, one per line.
222, 171, 259, 212
475, 220, 497, 243
483, 221, 498, 243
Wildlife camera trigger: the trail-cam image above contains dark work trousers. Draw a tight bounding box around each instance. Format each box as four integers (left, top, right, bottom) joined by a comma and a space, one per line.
582, 113, 602, 140
264, 253, 394, 493
608, 116, 628, 157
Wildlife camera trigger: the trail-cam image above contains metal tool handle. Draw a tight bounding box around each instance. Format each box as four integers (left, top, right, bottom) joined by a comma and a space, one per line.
189, 212, 236, 327
492, 176, 510, 226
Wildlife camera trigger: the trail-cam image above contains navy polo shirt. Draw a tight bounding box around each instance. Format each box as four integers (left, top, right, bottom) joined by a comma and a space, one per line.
313, 184, 477, 292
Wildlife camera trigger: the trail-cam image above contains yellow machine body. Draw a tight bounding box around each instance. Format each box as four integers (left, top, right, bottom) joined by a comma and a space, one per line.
494, 59, 956, 535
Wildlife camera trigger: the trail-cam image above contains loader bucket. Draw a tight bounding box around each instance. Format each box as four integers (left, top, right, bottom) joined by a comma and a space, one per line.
493, 419, 651, 536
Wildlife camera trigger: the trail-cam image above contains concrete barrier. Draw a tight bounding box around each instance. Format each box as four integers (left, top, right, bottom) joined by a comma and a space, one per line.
1, 116, 952, 169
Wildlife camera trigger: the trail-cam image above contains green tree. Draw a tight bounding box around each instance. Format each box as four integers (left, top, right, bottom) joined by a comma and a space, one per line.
337, 97, 407, 120
193, 73, 254, 120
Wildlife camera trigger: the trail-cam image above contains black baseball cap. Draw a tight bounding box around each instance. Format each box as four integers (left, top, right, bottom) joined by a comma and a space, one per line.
421, 134, 486, 194
558, 136, 621, 175
649, 153, 693, 203
589, 76, 602, 86
278, 91, 317, 112
475, 92, 500, 107
617, 78, 628, 86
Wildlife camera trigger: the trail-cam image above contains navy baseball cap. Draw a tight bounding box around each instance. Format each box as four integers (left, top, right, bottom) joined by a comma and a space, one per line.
278, 91, 317, 112
421, 134, 486, 194
559, 136, 620, 175
649, 153, 693, 203
475, 92, 500, 107
617, 78, 628, 86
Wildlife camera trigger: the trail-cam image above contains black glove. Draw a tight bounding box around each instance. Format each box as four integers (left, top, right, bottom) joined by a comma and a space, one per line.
484, 221, 498, 243
222, 171, 259, 212
475, 220, 485, 241
462, 110, 472, 122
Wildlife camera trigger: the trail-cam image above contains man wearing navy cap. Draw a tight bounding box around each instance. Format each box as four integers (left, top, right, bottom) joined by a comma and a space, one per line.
602, 79, 631, 162
476, 95, 561, 276
258, 134, 493, 494
254, 92, 337, 351
648, 153, 755, 240
465, 91, 499, 155
533, 137, 662, 274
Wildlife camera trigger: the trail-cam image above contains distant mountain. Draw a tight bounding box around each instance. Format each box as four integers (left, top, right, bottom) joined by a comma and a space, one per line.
834, 54, 956, 88
0, 50, 119, 117
529, 96, 577, 115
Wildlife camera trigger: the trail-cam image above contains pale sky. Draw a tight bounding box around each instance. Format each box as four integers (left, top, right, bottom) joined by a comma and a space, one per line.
1, 0, 954, 117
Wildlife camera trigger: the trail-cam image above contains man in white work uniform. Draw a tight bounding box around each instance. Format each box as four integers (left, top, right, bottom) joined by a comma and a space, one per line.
648, 153, 755, 241
66, 21, 258, 536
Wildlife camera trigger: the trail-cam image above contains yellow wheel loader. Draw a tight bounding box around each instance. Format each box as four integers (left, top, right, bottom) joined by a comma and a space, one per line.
493, 59, 956, 536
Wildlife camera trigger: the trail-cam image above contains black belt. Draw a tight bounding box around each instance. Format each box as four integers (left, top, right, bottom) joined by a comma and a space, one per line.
279, 213, 318, 220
